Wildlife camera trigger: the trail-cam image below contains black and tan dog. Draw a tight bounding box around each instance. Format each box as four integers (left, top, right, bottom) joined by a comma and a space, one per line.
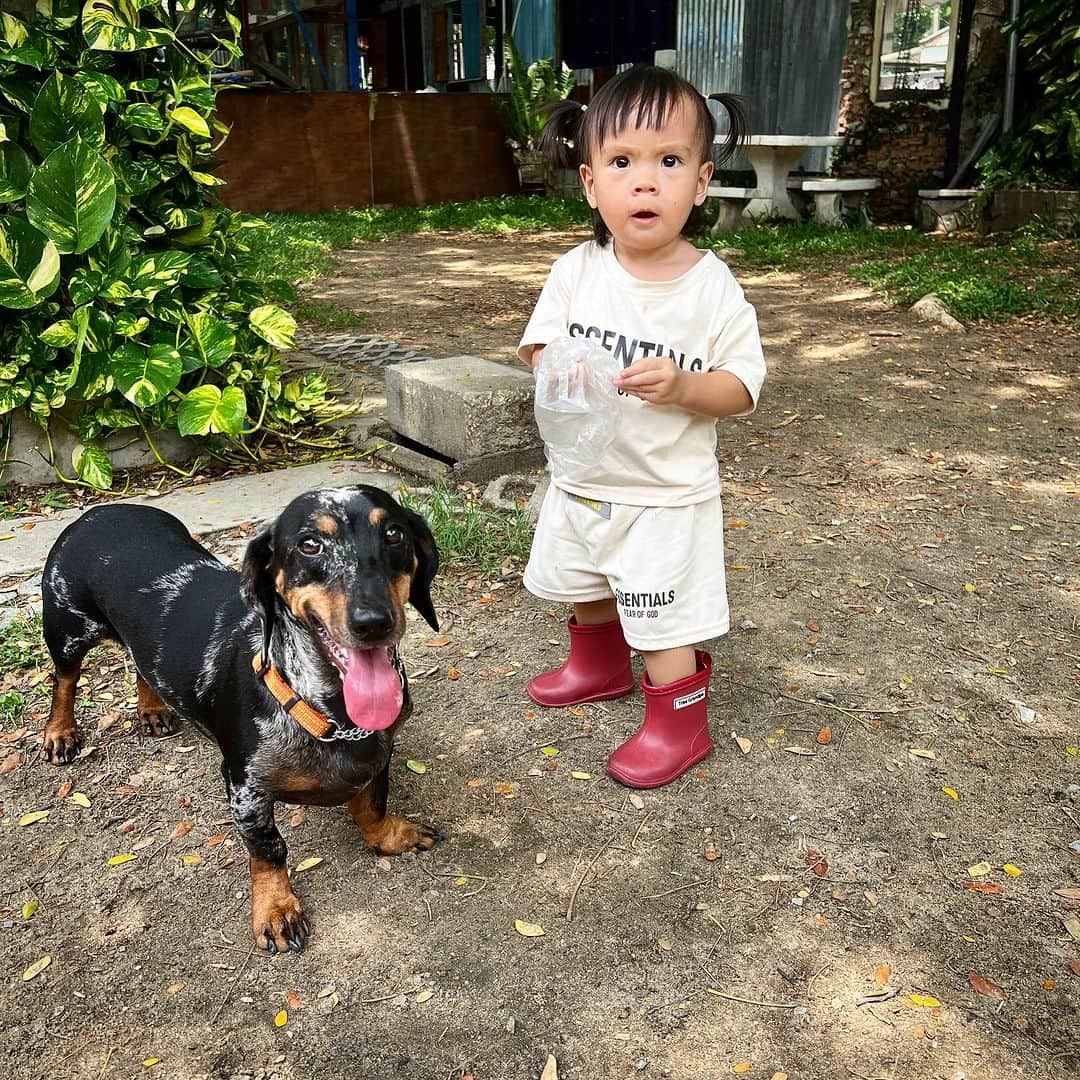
40, 485, 440, 953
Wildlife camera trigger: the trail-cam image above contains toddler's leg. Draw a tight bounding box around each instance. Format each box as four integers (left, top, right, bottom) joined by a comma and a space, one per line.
527, 601, 634, 708
606, 647, 714, 789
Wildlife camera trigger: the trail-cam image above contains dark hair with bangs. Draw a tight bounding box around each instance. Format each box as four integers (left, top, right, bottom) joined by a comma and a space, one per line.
539, 65, 748, 245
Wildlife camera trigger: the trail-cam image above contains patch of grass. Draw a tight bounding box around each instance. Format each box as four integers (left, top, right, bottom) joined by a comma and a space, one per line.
0, 688, 25, 725
291, 298, 367, 331
399, 480, 534, 574
244, 195, 590, 287
705, 221, 1079, 324
0, 615, 45, 671
0, 486, 74, 519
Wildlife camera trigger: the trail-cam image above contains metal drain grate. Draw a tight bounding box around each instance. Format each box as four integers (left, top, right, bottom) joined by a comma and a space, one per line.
297, 331, 434, 367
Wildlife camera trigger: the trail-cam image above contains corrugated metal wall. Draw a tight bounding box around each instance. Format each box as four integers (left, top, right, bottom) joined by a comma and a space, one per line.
677, 0, 849, 172
512, 0, 556, 66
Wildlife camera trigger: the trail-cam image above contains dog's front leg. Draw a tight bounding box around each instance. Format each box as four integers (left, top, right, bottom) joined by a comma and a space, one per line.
346, 758, 442, 856
226, 774, 309, 953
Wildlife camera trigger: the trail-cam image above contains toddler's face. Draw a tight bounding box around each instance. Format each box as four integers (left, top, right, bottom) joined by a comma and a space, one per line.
580, 99, 713, 259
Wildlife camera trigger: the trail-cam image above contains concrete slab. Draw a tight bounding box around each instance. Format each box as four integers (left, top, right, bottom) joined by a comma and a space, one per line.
384, 356, 541, 463
0, 459, 399, 578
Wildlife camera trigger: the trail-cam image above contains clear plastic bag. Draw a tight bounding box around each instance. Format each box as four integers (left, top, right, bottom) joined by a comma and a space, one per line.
533, 335, 621, 477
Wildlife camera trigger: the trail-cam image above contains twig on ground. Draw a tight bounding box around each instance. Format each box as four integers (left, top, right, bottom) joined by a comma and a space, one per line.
566, 829, 618, 922
706, 987, 801, 1009
495, 731, 592, 769
209, 941, 258, 1024
642, 879, 705, 901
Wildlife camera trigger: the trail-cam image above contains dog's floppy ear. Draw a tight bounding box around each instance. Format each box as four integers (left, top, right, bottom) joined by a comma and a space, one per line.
241, 521, 277, 658
403, 507, 439, 631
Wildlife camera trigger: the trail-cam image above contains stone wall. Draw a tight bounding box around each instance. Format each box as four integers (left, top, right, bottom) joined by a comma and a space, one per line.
834, 0, 1006, 223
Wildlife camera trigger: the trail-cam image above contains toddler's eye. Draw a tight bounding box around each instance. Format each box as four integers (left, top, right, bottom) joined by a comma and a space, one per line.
612, 156, 630, 169
662, 154, 680, 167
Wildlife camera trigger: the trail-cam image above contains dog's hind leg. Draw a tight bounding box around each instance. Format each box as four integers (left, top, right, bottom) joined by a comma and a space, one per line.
135, 677, 177, 738
346, 759, 443, 856
42, 613, 105, 766
225, 771, 309, 953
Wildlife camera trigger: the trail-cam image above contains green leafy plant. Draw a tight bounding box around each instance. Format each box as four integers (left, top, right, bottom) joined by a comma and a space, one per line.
0, 1, 346, 489
492, 38, 574, 153
977, 0, 1080, 193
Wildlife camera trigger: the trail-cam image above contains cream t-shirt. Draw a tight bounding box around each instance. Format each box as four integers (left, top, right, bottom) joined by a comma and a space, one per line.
518, 240, 766, 507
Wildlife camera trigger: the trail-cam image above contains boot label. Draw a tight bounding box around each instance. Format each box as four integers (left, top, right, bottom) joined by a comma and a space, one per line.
673, 688, 706, 710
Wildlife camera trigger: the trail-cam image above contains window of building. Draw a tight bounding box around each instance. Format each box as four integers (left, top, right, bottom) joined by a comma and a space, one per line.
872, 0, 957, 103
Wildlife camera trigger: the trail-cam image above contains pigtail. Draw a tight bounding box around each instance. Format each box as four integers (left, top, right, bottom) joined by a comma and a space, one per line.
537, 99, 587, 169
708, 93, 750, 166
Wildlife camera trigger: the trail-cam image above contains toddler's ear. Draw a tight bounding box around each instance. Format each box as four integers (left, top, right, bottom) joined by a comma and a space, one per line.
580, 163, 597, 208
695, 160, 714, 205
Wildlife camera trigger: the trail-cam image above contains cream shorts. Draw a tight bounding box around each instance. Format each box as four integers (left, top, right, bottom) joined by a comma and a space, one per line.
523, 485, 730, 651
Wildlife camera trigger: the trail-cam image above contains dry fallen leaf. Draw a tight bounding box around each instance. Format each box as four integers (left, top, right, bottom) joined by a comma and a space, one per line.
732, 733, 752, 755
56, 780, 73, 798
166, 982, 185, 994
514, 919, 545, 938
963, 881, 1003, 895
21, 955, 52, 981
909, 748, 937, 760
1054, 888, 1080, 900
628, 793, 645, 810
70, 792, 91, 808
108, 853, 138, 866
874, 963, 891, 984
18, 810, 49, 826
273, 1009, 287, 1028
969, 971, 1005, 1001
424, 636, 452, 648
967, 861, 993, 878
942, 786, 959, 800
1062, 914, 1080, 941
294, 856, 323, 874
909, 993, 942, 1009
285, 990, 304, 1010
805, 849, 829, 877
540, 1055, 558, 1080
406, 759, 427, 774
414, 988, 434, 1003
703, 839, 717, 861
816, 726, 833, 745
733, 1063, 751, 1074
1002, 864, 1022, 877
0, 750, 21, 775
169, 820, 193, 841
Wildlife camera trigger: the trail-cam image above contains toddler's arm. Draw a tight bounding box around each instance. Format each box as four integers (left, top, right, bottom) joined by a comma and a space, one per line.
615, 360, 752, 417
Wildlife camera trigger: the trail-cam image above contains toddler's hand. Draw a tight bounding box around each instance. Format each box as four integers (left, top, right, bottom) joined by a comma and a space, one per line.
615, 357, 686, 406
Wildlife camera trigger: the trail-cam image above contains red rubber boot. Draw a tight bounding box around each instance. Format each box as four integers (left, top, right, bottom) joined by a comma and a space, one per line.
605, 651, 713, 789
527, 617, 635, 708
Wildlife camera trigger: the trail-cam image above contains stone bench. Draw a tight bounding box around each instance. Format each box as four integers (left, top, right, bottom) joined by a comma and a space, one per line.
917, 188, 978, 233
706, 184, 760, 233
803, 178, 881, 225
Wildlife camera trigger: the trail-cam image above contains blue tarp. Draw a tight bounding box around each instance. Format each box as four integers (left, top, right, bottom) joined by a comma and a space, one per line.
512, 0, 556, 65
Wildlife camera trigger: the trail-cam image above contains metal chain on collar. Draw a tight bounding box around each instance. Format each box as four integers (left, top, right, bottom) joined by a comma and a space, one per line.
316, 649, 407, 743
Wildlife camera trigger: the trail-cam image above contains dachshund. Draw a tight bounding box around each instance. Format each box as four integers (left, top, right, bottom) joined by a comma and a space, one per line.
40, 484, 440, 953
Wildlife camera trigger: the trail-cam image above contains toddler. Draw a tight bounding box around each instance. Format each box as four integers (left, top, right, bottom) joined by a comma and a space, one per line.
519, 65, 767, 789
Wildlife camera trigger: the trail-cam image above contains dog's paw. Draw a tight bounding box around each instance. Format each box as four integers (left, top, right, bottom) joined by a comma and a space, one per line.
137, 707, 177, 739
41, 727, 81, 766
368, 815, 443, 856
252, 892, 310, 954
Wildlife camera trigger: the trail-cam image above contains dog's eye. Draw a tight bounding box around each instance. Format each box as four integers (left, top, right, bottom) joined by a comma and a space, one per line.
299, 537, 323, 556
384, 525, 405, 546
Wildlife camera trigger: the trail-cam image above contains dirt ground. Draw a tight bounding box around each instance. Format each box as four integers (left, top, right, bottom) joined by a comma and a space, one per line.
1, 228, 1078, 1080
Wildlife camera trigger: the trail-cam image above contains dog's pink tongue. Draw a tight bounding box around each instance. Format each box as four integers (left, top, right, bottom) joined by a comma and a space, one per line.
342, 648, 402, 730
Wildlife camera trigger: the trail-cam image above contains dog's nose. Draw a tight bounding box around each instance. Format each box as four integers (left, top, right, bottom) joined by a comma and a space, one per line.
348, 606, 394, 639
